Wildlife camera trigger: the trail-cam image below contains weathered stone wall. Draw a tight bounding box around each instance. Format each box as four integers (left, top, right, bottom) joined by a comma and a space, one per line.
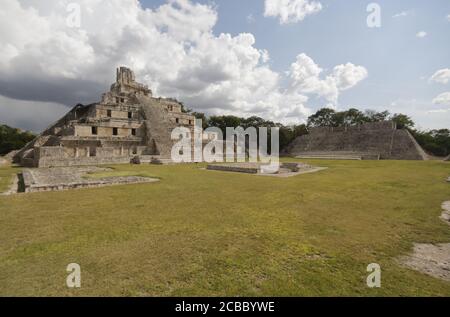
36, 155, 132, 168
286, 121, 427, 160
34, 145, 153, 168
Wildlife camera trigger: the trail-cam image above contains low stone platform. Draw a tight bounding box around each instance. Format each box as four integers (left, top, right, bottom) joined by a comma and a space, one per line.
20, 167, 158, 193
206, 162, 325, 178
295, 151, 380, 160
151, 157, 175, 165
207, 163, 261, 174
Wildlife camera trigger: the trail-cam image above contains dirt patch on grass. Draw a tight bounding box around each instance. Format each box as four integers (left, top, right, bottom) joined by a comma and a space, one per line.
400, 243, 450, 282
399, 202, 450, 282
441, 201, 450, 225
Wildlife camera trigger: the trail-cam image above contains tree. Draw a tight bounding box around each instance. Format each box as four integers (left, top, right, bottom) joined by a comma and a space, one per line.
178, 101, 192, 114
293, 124, 308, 138
242, 116, 274, 129
364, 110, 390, 122
0, 125, 35, 155
307, 108, 336, 127
207, 115, 243, 135
390, 113, 414, 130
413, 129, 450, 157
342, 108, 367, 125
191, 112, 209, 129
278, 126, 293, 151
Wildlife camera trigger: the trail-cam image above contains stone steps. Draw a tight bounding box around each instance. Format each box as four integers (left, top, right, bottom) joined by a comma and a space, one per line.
296, 154, 363, 160
294, 152, 380, 160
151, 157, 175, 165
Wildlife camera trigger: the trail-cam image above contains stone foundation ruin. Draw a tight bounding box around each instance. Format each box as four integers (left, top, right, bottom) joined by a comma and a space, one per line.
13, 67, 201, 168
206, 162, 326, 177
285, 121, 428, 160
19, 167, 158, 193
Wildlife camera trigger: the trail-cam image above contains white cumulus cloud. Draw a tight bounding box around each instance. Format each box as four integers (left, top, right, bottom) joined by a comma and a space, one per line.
0, 0, 366, 130
393, 11, 409, 18
432, 92, 450, 106
427, 109, 450, 114
416, 31, 427, 38
430, 68, 450, 84
264, 0, 322, 24
288, 53, 368, 103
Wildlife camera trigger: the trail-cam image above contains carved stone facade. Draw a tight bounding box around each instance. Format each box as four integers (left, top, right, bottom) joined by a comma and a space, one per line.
14, 67, 197, 167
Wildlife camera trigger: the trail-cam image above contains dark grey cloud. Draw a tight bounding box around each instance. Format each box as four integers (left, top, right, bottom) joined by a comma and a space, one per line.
0, 74, 106, 106
0, 95, 69, 132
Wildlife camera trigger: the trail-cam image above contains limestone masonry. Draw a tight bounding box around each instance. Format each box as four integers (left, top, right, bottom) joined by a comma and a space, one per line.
285, 121, 428, 160
14, 67, 204, 167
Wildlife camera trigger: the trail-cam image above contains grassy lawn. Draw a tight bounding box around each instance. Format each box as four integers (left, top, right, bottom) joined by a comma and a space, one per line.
0, 159, 449, 296
0, 164, 20, 193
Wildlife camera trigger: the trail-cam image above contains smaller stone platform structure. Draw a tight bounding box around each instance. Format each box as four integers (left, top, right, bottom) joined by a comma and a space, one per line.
295, 151, 380, 160
20, 167, 158, 193
207, 162, 325, 177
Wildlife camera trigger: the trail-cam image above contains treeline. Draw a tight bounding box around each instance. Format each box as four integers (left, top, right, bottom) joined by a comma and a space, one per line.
411, 129, 450, 157
306, 108, 414, 129
192, 113, 308, 151
190, 107, 450, 157
1, 107, 448, 158
0, 125, 35, 156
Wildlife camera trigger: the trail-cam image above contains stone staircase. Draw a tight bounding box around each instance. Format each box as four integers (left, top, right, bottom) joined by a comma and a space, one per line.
295, 151, 380, 160
129, 155, 174, 165
138, 96, 176, 158
150, 157, 175, 165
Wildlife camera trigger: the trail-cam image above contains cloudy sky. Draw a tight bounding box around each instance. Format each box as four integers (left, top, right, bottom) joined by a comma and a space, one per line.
0, 0, 449, 132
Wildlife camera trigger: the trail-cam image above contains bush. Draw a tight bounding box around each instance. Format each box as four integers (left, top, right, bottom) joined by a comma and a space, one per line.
0, 125, 35, 156
412, 129, 450, 157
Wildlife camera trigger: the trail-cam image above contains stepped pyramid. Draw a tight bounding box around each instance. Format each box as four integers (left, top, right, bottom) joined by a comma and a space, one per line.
14, 67, 196, 167
285, 121, 428, 160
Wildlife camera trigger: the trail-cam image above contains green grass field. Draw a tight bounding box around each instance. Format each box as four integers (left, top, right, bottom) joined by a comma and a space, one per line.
0, 159, 449, 296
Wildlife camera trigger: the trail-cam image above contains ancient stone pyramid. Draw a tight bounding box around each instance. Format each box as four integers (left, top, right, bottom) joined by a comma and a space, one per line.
14, 67, 196, 168
285, 121, 428, 160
